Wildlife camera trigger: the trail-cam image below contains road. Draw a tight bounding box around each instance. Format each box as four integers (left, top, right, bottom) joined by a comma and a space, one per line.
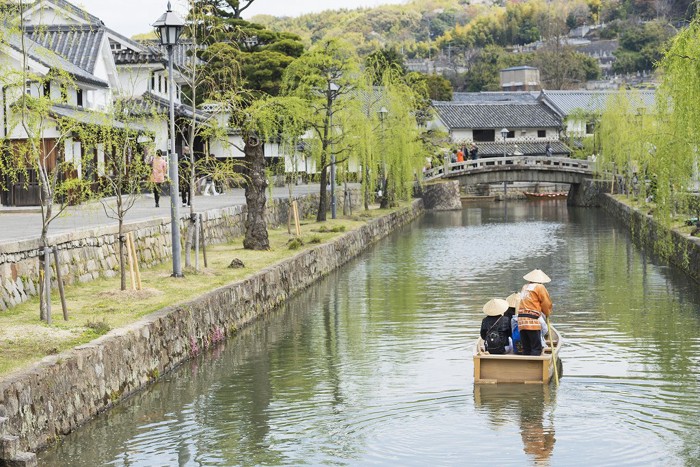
0, 184, 334, 244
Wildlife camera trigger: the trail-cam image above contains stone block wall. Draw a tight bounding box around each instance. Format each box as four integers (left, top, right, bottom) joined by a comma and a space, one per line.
0, 200, 423, 457
422, 180, 462, 210
0, 192, 356, 312
598, 193, 700, 283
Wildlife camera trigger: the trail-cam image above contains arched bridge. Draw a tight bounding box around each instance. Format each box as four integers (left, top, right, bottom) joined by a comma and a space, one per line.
423, 155, 595, 186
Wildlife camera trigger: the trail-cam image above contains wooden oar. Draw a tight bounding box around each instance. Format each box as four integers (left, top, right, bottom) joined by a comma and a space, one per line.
547, 315, 559, 386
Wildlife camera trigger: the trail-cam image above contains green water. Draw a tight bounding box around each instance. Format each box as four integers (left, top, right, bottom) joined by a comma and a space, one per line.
39, 201, 700, 466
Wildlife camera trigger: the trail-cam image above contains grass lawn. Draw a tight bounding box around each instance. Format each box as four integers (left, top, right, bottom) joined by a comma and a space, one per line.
0, 206, 400, 377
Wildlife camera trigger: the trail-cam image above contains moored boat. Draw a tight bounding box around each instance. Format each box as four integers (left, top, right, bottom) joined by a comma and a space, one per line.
523, 191, 568, 199
473, 326, 562, 384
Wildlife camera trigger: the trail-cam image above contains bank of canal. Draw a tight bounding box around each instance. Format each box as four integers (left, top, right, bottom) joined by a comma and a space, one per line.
39, 200, 700, 466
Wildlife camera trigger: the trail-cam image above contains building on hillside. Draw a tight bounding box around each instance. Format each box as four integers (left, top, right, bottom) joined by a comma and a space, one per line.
500, 66, 541, 92
429, 92, 570, 157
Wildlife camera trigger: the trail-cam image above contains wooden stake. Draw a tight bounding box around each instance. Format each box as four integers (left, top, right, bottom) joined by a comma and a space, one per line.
52, 247, 69, 320
126, 234, 136, 290
292, 200, 301, 237
200, 213, 208, 268
129, 232, 142, 290
44, 246, 52, 325
194, 215, 200, 272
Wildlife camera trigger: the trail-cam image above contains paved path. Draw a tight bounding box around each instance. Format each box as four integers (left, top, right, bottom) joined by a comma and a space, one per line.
0, 184, 338, 244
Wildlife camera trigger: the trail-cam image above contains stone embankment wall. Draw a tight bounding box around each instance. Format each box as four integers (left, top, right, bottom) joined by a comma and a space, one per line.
0, 200, 423, 461
422, 180, 462, 210
0, 194, 343, 311
598, 193, 700, 283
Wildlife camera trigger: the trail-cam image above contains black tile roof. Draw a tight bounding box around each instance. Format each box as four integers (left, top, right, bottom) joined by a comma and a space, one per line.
4, 29, 108, 88
25, 25, 103, 74
452, 92, 538, 104
433, 101, 562, 129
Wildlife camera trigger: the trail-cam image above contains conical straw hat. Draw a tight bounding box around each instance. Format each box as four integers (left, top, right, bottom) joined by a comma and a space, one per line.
523, 269, 551, 284
506, 292, 521, 308
483, 298, 509, 316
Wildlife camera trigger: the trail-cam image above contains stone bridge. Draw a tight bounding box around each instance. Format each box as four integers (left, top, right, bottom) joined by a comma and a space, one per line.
423, 155, 599, 205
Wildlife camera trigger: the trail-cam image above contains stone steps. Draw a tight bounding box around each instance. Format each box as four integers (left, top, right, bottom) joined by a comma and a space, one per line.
0, 416, 37, 467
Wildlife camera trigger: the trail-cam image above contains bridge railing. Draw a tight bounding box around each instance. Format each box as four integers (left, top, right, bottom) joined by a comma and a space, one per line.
422, 155, 595, 181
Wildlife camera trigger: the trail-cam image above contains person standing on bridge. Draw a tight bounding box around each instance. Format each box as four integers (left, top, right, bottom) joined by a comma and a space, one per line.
456, 147, 464, 163
470, 143, 479, 160
545, 142, 553, 157
517, 269, 553, 356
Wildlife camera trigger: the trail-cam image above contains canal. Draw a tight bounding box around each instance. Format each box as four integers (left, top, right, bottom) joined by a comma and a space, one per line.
40, 201, 700, 466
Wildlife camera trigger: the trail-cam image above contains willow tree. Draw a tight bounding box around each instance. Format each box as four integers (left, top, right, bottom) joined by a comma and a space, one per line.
375, 68, 426, 209
599, 15, 698, 230
282, 38, 362, 222
91, 100, 157, 291
651, 16, 700, 224
598, 90, 651, 196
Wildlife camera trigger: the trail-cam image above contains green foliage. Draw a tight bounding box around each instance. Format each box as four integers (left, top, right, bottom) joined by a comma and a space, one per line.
287, 237, 304, 250
85, 319, 111, 336
612, 21, 673, 74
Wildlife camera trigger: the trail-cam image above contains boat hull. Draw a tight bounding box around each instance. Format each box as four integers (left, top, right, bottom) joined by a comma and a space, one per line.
473, 327, 561, 384
523, 192, 567, 199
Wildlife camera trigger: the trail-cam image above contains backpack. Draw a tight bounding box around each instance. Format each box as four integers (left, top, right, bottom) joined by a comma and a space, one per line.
486, 317, 508, 354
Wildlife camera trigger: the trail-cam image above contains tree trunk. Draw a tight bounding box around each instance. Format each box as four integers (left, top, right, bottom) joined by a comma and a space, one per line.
317, 165, 328, 222
243, 135, 269, 250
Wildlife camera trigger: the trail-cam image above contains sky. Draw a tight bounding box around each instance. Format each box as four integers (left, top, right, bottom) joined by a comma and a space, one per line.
75, 0, 408, 37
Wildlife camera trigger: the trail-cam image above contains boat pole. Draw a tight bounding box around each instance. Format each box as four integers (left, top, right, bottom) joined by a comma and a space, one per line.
547, 315, 559, 386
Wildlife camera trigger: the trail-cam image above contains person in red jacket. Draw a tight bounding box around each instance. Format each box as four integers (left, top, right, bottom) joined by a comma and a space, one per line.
517, 269, 553, 356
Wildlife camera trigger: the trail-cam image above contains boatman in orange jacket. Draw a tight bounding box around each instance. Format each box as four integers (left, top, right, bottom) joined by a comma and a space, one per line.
517, 269, 552, 356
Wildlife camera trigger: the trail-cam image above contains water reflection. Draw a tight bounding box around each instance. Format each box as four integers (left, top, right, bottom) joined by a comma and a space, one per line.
39, 200, 700, 466
474, 385, 556, 466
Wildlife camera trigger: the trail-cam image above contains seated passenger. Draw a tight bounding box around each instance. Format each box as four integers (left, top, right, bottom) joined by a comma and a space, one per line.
480, 298, 513, 354
506, 293, 523, 355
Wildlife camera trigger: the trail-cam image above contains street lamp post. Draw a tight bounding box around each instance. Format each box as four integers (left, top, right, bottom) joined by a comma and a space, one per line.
500, 128, 509, 198
153, 2, 185, 277
500, 128, 509, 158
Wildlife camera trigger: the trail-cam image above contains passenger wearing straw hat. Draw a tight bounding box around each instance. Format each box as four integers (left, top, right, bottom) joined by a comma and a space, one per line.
480, 298, 512, 354
517, 269, 553, 356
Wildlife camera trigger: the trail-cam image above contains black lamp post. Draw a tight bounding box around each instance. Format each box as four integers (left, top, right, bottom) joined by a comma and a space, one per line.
153, 2, 185, 277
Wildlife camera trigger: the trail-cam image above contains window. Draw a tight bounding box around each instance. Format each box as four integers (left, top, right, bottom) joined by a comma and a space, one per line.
151, 73, 155, 91
507, 130, 515, 139
43, 81, 51, 98
60, 85, 68, 103
158, 75, 162, 93
585, 122, 595, 135
473, 129, 495, 142
537, 129, 546, 138
76, 89, 83, 107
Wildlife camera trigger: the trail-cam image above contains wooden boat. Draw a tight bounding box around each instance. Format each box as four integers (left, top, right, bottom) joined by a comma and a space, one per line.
523, 191, 568, 199
473, 326, 562, 384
